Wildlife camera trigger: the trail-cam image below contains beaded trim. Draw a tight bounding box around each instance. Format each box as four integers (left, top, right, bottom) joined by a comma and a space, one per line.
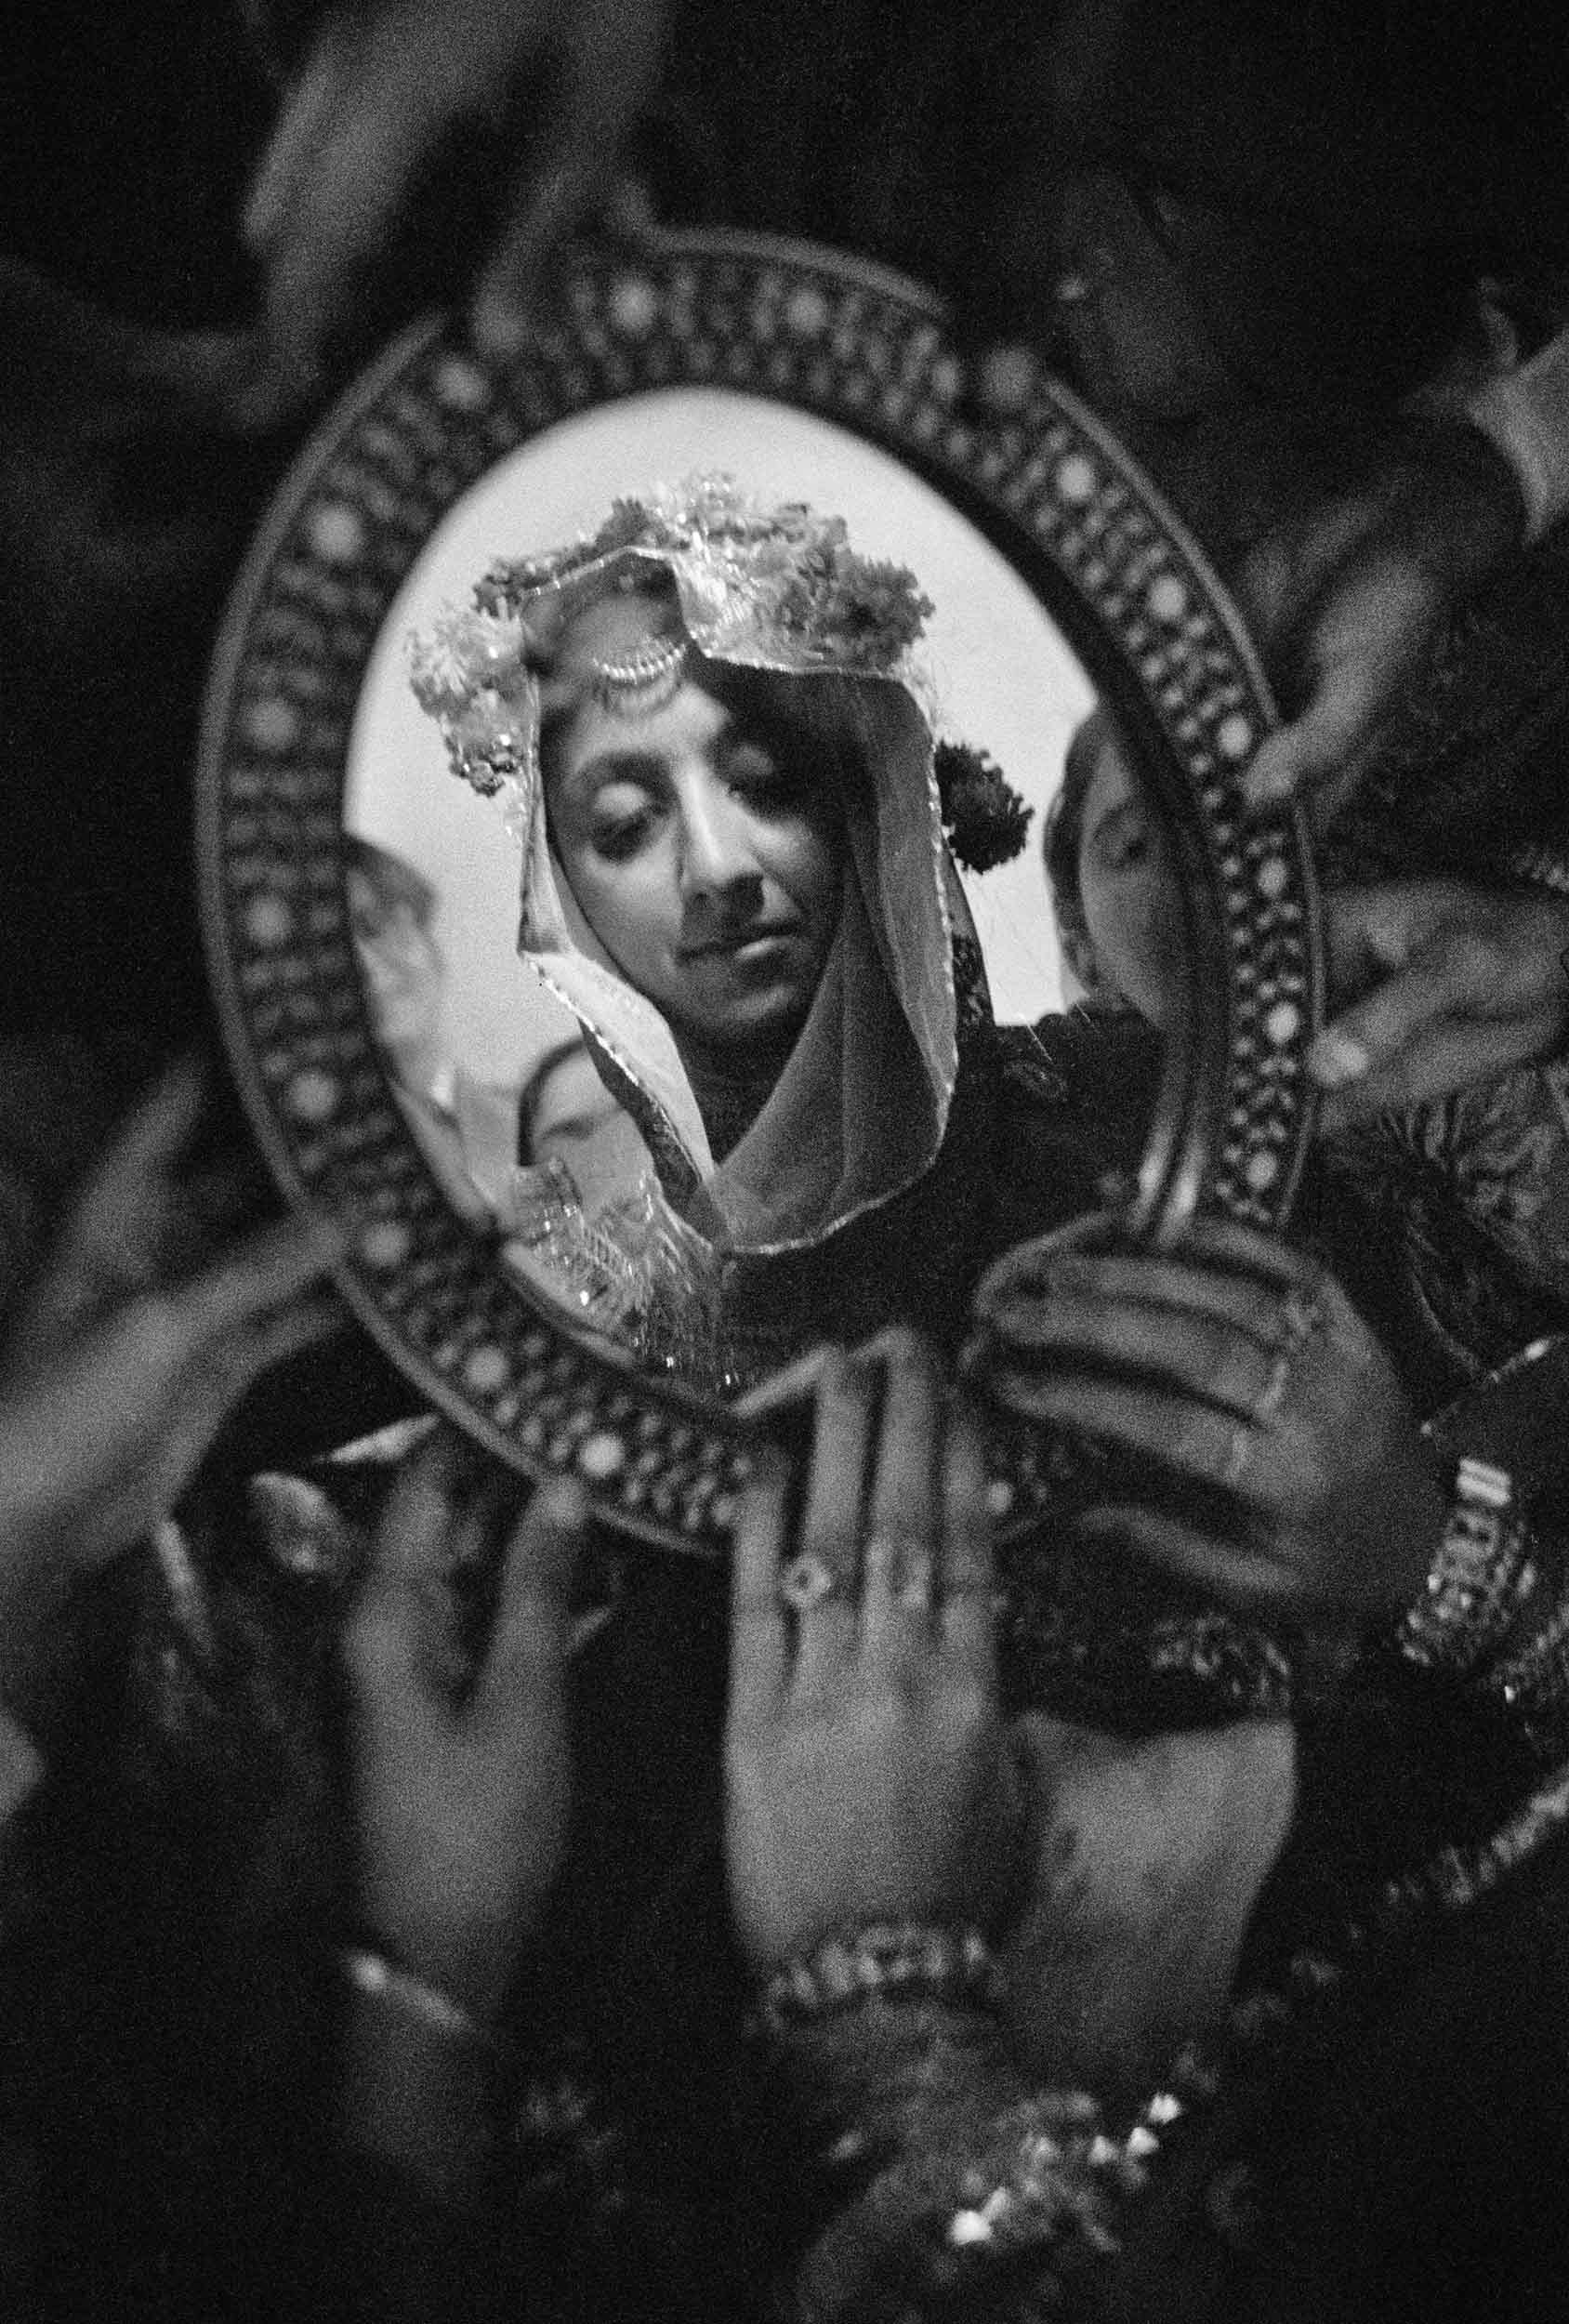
1144, 1610, 1294, 1720
943, 2084, 1163, 2262
917, 1756, 1569, 2284
754, 1921, 1000, 2036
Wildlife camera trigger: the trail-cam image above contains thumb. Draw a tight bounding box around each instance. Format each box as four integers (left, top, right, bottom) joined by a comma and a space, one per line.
733, 1342, 837, 1424
242, 20, 351, 256
1241, 690, 1375, 818
1242, 561, 1439, 814
1323, 883, 1428, 1000
468, 0, 668, 356
470, 145, 603, 358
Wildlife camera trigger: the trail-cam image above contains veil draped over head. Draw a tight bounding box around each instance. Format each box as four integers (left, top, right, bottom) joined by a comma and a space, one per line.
410, 476, 988, 1299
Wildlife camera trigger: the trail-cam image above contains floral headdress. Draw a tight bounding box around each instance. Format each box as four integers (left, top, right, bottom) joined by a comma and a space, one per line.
408, 471, 1030, 874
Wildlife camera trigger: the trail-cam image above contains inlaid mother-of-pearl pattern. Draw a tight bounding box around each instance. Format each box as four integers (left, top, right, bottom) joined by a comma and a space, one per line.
199, 230, 1319, 1556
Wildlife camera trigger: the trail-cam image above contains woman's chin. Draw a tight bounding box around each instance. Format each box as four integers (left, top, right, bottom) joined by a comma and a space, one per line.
673, 989, 813, 1057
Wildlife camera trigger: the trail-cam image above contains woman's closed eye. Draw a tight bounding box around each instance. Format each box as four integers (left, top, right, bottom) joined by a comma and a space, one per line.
591, 811, 654, 861
588, 773, 663, 860
720, 737, 809, 811
1090, 803, 1151, 875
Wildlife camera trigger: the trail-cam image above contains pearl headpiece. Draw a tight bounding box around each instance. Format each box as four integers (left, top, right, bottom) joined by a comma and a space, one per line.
407, 471, 935, 807
587, 631, 691, 717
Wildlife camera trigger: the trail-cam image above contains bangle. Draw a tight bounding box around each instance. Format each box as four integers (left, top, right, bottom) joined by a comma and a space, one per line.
751, 1921, 1000, 2037
1466, 326, 1569, 546
1396, 1458, 1536, 1678
340, 1946, 496, 2055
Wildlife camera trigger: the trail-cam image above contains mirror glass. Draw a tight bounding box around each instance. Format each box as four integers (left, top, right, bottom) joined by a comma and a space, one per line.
342, 387, 1183, 1389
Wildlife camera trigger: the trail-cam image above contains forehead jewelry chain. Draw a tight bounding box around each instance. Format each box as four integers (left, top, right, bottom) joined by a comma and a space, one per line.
587, 634, 690, 717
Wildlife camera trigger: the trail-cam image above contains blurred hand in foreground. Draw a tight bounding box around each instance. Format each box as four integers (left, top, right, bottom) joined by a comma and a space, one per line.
0, 1055, 339, 1725
1312, 878, 1569, 1126
241, 0, 670, 420
1237, 418, 1524, 829
345, 1434, 587, 2025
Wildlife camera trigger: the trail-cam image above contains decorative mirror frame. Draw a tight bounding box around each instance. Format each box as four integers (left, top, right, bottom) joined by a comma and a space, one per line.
198, 228, 1322, 1555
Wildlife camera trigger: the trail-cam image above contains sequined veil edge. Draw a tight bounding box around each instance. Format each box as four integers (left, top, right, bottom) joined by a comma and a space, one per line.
496, 916, 1002, 1401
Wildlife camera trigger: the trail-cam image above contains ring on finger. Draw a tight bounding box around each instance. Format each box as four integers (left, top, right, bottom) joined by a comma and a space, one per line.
779, 1549, 848, 1614
893, 1542, 935, 1615
1279, 1285, 1324, 1348
861, 1531, 933, 1615
1221, 1420, 1255, 1489
1251, 1345, 1294, 1424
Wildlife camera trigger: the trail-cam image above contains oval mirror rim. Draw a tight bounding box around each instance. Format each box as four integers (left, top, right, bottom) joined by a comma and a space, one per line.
197, 224, 1321, 1553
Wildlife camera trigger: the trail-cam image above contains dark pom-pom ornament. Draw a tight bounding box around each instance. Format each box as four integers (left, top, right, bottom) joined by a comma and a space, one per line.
934, 742, 1034, 873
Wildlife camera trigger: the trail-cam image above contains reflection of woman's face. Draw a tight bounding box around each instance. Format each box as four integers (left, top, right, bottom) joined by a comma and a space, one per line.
1077, 723, 1183, 1029
547, 653, 844, 1052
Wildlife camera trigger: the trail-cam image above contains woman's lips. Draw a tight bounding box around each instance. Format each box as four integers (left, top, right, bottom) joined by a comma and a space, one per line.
681, 923, 799, 963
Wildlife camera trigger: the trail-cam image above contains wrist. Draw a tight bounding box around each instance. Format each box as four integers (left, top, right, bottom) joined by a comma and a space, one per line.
1367, 412, 1531, 596
0, 1703, 44, 1829
341, 1944, 504, 2054
351, 1903, 520, 2031
1465, 326, 1569, 548
338, 1960, 502, 2213
0, 1522, 91, 1746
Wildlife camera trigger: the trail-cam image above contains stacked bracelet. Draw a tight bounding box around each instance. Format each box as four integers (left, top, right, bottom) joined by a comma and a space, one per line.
340, 1946, 497, 2056
752, 1921, 1000, 2038
1396, 1458, 1536, 1679
1472, 1596, 1569, 1758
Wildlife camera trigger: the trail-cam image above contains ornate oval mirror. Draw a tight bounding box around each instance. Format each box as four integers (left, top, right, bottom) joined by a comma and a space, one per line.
199, 229, 1320, 1555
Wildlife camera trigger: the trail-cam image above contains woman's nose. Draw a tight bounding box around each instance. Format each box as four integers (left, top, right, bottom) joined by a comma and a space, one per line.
677, 787, 761, 901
